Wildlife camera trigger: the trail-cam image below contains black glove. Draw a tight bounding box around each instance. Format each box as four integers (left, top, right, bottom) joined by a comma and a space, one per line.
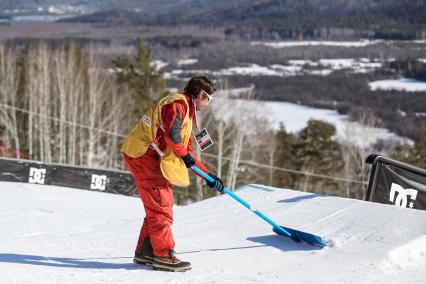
181, 153, 196, 168
206, 173, 224, 193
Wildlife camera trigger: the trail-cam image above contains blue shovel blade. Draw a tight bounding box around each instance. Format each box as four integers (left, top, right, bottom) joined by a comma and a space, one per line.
273, 225, 327, 247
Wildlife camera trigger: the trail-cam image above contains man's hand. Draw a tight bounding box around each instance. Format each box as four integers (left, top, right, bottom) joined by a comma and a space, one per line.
206, 173, 224, 193
181, 153, 196, 168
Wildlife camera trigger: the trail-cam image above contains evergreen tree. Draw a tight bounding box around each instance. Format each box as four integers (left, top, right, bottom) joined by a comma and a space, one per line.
112, 37, 166, 117
411, 124, 426, 169
393, 124, 426, 170
274, 123, 298, 188
392, 143, 415, 164
294, 119, 342, 194
389, 59, 426, 81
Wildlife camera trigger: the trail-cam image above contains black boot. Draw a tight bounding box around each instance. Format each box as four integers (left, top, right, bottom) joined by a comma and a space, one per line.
134, 237, 154, 265
152, 250, 191, 272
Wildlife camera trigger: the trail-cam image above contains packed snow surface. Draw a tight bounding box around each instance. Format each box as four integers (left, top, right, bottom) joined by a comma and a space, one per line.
1, 182, 425, 283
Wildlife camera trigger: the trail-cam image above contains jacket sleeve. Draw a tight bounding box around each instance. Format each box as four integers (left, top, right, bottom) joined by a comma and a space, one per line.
161, 100, 209, 174
161, 101, 188, 157
187, 135, 209, 174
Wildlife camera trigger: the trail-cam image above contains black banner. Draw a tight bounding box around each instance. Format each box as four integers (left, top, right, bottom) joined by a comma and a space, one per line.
0, 157, 137, 196
366, 154, 426, 210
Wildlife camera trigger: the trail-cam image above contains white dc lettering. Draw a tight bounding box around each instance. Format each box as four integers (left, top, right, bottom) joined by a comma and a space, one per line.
141, 114, 152, 127
90, 174, 107, 191
389, 183, 418, 208
28, 168, 46, 184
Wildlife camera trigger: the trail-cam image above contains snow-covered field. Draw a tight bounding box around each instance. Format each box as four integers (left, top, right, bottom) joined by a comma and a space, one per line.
251, 40, 384, 48
5, 4, 88, 22
177, 58, 198, 66
369, 78, 426, 92
261, 100, 410, 146
11, 15, 75, 22
164, 58, 384, 79
251, 40, 426, 48
212, 97, 410, 146
1, 182, 425, 283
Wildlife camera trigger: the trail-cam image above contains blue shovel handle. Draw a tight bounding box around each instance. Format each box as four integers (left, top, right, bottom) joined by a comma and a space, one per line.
191, 165, 294, 239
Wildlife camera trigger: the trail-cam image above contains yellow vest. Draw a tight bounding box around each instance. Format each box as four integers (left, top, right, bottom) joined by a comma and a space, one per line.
121, 94, 193, 187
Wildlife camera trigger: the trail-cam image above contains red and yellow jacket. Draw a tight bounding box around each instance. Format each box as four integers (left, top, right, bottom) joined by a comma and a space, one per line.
121, 93, 208, 186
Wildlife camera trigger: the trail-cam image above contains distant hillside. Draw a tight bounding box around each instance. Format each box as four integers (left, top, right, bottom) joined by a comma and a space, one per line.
0, 0, 242, 14
5, 0, 425, 40
60, 0, 426, 40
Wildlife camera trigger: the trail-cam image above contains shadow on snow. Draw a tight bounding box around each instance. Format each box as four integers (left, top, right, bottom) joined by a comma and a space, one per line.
179, 234, 321, 255
0, 253, 145, 270
247, 234, 323, 252
277, 194, 328, 203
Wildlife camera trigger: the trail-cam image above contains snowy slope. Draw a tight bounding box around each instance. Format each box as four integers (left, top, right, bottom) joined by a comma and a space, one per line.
1, 181, 425, 284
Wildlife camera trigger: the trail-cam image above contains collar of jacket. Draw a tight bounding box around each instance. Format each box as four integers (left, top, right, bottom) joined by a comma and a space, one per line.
182, 92, 195, 119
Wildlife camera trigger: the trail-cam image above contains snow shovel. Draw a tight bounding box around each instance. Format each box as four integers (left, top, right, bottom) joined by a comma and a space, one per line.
191, 165, 327, 247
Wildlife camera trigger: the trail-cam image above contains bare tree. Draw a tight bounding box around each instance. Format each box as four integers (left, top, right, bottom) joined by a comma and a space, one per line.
339, 111, 380, 198
53, 43, 82, 164
208, 86, 271, 190
24, 42, 52, 162
263, 130, 277, 186
339, 140, 360, 197
86, 48, 109, 166
39, 43, 52, 163
20, 42, 136, 169
0, 45, 20, 157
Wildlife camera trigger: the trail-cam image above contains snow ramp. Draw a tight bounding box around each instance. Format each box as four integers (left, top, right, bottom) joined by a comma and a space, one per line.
0, 181, 425, 284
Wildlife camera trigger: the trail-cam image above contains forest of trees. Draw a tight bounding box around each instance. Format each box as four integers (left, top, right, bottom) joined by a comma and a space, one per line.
389, 59, 426, 81
1, 39, 425, 205
63, 0, 426, 41
0, 41, 135, 169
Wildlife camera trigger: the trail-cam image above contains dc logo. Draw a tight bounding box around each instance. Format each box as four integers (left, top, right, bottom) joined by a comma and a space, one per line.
141, 114, 152, 127
90, 174, 107, 191
389, 183, 418, 209
28, 168, 46, 184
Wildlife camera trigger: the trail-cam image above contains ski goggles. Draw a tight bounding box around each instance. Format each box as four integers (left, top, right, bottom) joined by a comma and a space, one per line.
203, 90, 213, 102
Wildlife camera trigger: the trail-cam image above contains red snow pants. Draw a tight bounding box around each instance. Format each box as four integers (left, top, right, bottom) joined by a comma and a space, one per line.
123, 149, 175, 257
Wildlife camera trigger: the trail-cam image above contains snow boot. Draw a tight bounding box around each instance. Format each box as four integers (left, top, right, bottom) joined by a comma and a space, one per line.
134, 237, 154, 265
152, 250, 191, 272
